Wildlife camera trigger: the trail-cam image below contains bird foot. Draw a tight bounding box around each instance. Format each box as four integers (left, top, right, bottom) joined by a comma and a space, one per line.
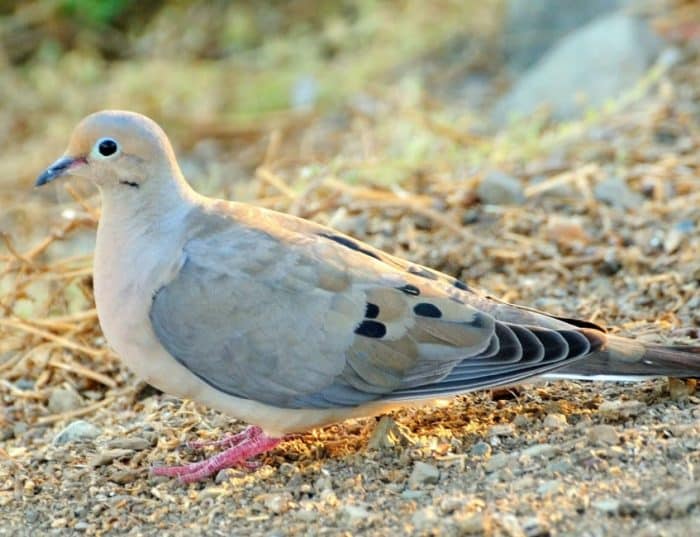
185, 426, 259, 451
151, 425, 280, 483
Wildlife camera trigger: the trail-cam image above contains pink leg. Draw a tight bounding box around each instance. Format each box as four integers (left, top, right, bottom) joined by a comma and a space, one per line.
151, 426, 281, 483
185, 426, 260, 450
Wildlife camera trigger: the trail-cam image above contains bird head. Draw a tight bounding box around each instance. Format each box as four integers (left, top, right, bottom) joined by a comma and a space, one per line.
35, 110, 180, 191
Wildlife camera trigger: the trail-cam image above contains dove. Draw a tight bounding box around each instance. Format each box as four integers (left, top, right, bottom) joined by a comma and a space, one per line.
35, 110, 700, 483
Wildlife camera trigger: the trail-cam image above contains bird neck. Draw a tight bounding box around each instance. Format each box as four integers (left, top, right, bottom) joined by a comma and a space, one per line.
98, 170, 197, 235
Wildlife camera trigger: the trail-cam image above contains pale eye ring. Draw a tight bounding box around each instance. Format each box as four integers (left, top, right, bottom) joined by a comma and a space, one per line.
96, 137, 119, 157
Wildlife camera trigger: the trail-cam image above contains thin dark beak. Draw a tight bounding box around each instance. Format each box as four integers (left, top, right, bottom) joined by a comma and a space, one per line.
35, 156, 83, 187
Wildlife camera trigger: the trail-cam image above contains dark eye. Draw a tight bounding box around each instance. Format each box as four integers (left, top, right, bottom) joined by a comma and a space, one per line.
97, 138, 118, 157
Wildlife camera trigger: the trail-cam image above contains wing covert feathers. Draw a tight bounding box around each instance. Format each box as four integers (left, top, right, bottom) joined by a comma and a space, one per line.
149, 201, 699, 411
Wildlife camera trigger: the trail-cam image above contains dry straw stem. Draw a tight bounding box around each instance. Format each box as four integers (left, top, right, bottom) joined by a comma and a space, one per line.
35, 387, 134, 426
1, 181, 116, 425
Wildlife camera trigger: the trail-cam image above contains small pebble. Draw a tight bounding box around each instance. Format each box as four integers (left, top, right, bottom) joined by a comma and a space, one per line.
341, 504, 369, 525
53, 420, 101, 446
593, 176, 643, 210
488, 423, 515, 437
512, 415, 530, 427
498, 513, 526, 536
454, 512, 486, 534
278, 462, 298, 476
319, 488, 338, 505
50, 517, 68, 529
664, 228, 684, 254
313, 474, 333, 492
400, 489, 426, 500
670, 487, 700, 517
74, 521, 91, 532
48, 387, 83, 413
546, 216, 591, 248
411, 506, 439, 532
522, 517, 550, 537
547, 458, 574, 474
587, 424, 619, 446
408, 461, 440, 488
264, 493, 291, 514
485, 453, 510, 472
367, 415, 414, 449
513, 475, 535, 491
294, 508, 317, 522
215, 468, 240, 484
105, 437, 152, 450
537, 479, 563, 496
521, 443, 559, 459
13, 422, 28, 438
543, 413, 568, 428
592, 498, 620, 514
108, 469, 140, 485
23, 479, 36, 495
598, 400, 645, 418
650, 484, 700, 519
477, 170, 525, 205
89, 448, 134, 467
470, 441, 492, 457
14, 378, 34, 390
439, 496, 465, 514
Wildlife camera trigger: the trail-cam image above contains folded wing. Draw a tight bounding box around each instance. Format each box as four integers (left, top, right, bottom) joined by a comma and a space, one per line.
149, 203, 606, 409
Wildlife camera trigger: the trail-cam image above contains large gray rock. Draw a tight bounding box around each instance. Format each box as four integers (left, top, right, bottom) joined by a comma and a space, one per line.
494, 13, 664, 123
504, 0, 630, 72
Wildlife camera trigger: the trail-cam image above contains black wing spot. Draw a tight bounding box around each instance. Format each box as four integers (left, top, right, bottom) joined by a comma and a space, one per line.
398, 284, 420, 296
318, 233, 381, 261
414, 303, 442, 318
365, 303, 380, 319
408, 266, 438, 280
453, 279, 469, 291
355, 320, 387, 338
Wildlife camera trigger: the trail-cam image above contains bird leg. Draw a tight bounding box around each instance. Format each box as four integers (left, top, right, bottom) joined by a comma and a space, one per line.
185, 426, 259, 450
151, 425, 281, 483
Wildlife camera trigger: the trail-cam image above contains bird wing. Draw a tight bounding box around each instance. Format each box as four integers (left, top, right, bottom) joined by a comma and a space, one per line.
149, 201, 606, 409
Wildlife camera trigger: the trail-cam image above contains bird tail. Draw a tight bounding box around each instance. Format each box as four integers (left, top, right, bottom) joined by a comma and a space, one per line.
548, 335, 700, 381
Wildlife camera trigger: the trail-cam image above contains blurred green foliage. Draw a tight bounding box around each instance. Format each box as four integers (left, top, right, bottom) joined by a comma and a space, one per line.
1, 0, 501, 122
59, 0, 139, 26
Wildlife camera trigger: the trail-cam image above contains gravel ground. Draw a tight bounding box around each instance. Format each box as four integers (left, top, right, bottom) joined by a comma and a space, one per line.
1, 380, 699, 536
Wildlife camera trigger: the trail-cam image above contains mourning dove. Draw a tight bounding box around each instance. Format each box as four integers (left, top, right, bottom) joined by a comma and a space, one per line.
36, 110, 700, 483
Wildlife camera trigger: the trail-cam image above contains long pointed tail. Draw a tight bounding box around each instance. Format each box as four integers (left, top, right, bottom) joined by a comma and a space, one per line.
550, 335, 700, 380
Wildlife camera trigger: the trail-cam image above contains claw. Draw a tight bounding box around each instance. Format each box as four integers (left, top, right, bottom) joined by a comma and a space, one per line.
151, 426, 279, 483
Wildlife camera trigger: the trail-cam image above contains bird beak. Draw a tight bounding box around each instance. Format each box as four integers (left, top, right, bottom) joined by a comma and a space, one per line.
35, 156, 85, 187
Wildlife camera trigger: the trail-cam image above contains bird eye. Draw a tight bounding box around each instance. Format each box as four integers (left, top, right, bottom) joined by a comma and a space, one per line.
96, 138, 119, 157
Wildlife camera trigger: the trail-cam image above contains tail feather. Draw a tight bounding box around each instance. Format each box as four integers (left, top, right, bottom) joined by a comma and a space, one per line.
551, 334, 700, 379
